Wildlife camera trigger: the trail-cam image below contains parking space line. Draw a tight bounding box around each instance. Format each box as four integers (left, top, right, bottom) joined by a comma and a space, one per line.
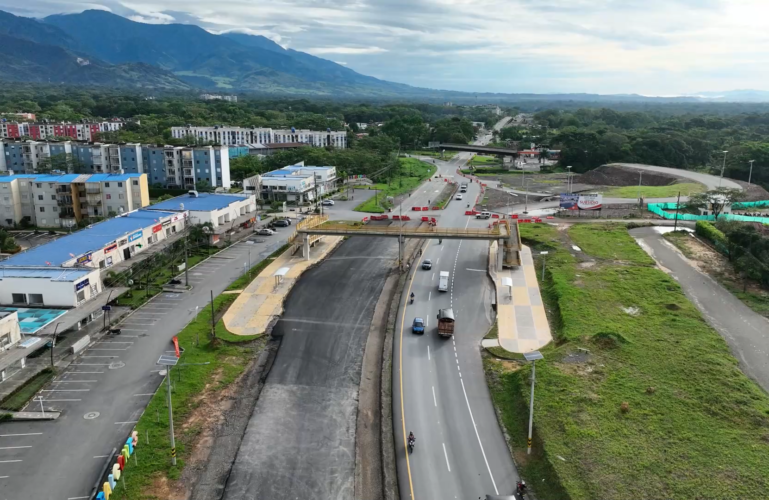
0, 460, 22, 463
0, 476, 9, 479
119, 328, 147, 332
71, 363, 110, 366
0, 433, 42, 437
52, 380, 97, 383
89, 348, 130, 351
81, 356, 119, 358
67, 371, 103, 374
41, 399, 81, 402
133, 393, 155, 396
114, 421, 139, 425
41, 389, 90, 392
0, 446, 31, 450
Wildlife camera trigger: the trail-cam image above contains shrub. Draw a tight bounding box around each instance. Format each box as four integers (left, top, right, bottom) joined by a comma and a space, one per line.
695, 220, 728, 249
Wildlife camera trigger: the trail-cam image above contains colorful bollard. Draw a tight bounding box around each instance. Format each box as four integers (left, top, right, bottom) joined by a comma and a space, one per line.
113, 463, 121, 480
103, 482, 112, 500
108, 474, 116, 490
117, 455, 125, 470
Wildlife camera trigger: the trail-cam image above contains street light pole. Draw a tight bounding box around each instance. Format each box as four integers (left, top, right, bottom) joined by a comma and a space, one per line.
166, 366, 176, 466
637, 171, 643, 203
523, 351, 543, 455
523, 180, 529, 214
566, 166, 572, 194
748, 160, 755, 186
540, 251, 548, 281
50, 322, 62, 367
719, 151, 728, 188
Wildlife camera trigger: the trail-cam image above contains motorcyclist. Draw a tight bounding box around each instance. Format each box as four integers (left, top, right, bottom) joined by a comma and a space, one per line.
516, 480, 527, 496
408, 432, 415, 445
410, 292, 415, 304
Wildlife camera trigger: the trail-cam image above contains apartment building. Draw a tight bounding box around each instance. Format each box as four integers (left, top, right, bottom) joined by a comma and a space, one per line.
1, 140, 74, 172
141, 145, 231, 190
0, 121, 127, 141
170, 125, 347, 149
0, 173, 149, 227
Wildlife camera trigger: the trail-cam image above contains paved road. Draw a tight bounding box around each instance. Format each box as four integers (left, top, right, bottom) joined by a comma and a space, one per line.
0, 232, 292, 500
631, 227, 769, 392
612, 163, 742, 191
223, 236, 398, 500
394, 125, 520, 499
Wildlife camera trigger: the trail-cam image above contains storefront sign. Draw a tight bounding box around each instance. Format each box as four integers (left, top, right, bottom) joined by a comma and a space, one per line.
75, 278, 90, 291
152, 224, 163, 233
119, 238, 127, 246
560, 193, 603, 210
76, 253, 92, 264
162, 219, 171, 227
104, 243, 118, 253
128, 230, 143, 242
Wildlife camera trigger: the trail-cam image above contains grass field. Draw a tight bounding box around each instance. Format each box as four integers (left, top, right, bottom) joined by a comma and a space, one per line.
0, 368, 54, 411
406, 150, 457, 160
470, 155, 501, 166
354, 158, 436, 213
603, 182, 704, 198
485, 223, 769, 500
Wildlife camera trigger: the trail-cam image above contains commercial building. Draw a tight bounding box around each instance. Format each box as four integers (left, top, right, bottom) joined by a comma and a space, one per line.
0, 173, 150, 227
149, 192, 256, 230
171, 125, 347, 149
0, 208, 186, 307
281, 163, 338, 193
0, 310, 21, 351
258, 163, 338, 203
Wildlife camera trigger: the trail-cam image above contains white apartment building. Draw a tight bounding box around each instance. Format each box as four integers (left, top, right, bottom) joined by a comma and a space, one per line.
261, 170, 316, 203
281, 163, 338, 193
171, 126, 347, 149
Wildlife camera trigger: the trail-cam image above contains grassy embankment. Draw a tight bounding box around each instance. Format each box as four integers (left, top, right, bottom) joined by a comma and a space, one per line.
485, 223, 769, 500
0, 368, 55, 411
664, 231, 769, 318
110, 243, 291, 499
602, 182, 704, 199
354, 158, 436, 213
406, 150, 457, 160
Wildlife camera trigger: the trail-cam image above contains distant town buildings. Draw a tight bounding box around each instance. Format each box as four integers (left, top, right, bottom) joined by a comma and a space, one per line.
200, 94, 238, 102
0, 120, 128, 141
171, 125, 347, 149
249, 162, 338, 203
1, 139, 232, 191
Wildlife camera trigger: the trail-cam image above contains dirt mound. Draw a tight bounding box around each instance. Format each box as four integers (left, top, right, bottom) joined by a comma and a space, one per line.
581, 165, 680, 187
733, 180, 769, 202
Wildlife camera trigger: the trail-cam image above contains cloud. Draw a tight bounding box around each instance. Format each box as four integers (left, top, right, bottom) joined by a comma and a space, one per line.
306, 46, 388, 55
1, 0, 768, 95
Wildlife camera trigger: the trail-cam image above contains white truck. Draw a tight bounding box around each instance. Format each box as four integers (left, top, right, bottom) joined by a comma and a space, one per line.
438, 271, 449, 292
476, 211, 491, 219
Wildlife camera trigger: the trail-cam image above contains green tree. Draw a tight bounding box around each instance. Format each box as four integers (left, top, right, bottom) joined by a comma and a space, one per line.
687, 188, 744, 219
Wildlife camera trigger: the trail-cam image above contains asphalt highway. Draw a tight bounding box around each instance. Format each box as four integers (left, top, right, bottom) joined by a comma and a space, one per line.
394, 126, 520, 499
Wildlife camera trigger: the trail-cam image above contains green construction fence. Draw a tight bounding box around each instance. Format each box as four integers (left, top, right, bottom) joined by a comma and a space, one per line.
648, 202, 769, 224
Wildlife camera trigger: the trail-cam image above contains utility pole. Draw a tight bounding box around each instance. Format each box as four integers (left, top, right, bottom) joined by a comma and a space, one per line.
719, 150, 728, 188
50, 322, 61, 367
674, 191, 681, 232
637, 170, 643, 205
184, 232, 189, 287
748, 160, 755, 186
210, 290, 215, 340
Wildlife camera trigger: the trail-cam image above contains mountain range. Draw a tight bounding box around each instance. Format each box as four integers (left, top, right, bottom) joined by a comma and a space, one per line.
1, 9, 768, 102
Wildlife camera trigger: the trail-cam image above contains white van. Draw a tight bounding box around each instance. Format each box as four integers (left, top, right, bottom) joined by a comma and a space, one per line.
476, 211, 491, 219
438, 271, 450, 292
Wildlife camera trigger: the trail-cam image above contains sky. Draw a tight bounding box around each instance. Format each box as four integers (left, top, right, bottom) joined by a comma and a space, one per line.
3, 0, 769, 95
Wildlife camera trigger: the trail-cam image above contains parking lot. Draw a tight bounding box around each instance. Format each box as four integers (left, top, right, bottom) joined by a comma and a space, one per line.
7, 231, 64, 252
0, 234, 291, 500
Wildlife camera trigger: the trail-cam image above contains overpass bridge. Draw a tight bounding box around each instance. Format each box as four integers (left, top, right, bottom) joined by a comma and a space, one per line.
435, 143, 518, 156
298, 219, 522, 268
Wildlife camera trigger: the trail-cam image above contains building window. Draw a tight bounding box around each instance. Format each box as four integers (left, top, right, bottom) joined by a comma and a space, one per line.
118, 182, 123, 187
51, 195, 56, 200
133, 180, 138, 186
39, 207, 45, 212
38, 195, 43, 201
12, 293, 26, 304
28, 293, 43, 305
106, 194, 111, 200
105, 182, 110, 187
118, 194, 124, 199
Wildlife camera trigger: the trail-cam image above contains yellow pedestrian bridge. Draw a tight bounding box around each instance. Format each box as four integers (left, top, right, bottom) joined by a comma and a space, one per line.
297, 219, 522, 268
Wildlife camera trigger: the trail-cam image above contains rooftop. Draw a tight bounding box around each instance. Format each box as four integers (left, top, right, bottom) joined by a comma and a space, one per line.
0, 307, 67, 335
148, 193, 252, 212
1, 209, 176, 267
0, 267, 92, 282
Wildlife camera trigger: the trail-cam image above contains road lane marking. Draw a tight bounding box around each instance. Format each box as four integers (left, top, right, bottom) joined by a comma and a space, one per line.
460, 378, 499, 494
399, 241, 426, 500
68, 371, 103, 374
0, 433, 42, 437
466, 268, 486, 272
114, 421, 139, 425
442, 443, 451, 471
0, 446, 31, 450
432, 386, 437, 407
68, 496, 89, 499
431, 272, 435, 281
52, 380, 97, 383
0, 460, 22, 463
41, 399, 81, 402
427, 345, 430, 361
41, 389, 90, 392
428, 291, 431, 301
133, 393, 155, 397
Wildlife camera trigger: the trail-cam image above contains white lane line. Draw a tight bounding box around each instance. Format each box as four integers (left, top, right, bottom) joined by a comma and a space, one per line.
0, 460, 22, 463
71, 364, 110, 366
0, 433, 42, 437
41, 389, 90, 392
466, 268, 486, 272
460, 378, 499, 494
41, 399, 81, 402
428, 291, 431, 301
89, 348, 130, 351
67, 371, 103, 374
431, 272, 435, 281
426, 316, 429, 328
92, 455, 110, 459
427, 345, 431, 361
119, 328, 147, 332
114, 421, 139, 425
0, 476, 10, 479
432, 386, 437, 407
133, 393, 155, 397
81, 356, 119, 358
52, 380, 97, 383
69, 495, 90, 499
442, 443, 451, 471
0, 446, 31, 450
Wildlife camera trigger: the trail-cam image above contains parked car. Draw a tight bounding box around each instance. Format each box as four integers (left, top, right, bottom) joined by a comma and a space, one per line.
412, 317, 425, 334
272, 219, 291, 227
321, 199, 335, 206
456, 193, 464, 200
421, 259, 432, 270
255, 228, 275, 235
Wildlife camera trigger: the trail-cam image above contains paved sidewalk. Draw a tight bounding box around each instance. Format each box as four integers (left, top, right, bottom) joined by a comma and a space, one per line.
223, 236, 344, 336
484, 242, 552, 353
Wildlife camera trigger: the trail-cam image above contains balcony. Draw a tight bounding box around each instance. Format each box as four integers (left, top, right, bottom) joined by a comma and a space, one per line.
182, 160, 193, 167
85, 187, 101, 194
166, 169, 177, 176
183, 168, 193, 176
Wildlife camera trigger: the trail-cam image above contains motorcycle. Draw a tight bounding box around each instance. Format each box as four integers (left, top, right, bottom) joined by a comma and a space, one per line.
409, 295, 414, 305
516, 481, 527, 498
108, 328, 122, 335
408, 438, 415, 454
